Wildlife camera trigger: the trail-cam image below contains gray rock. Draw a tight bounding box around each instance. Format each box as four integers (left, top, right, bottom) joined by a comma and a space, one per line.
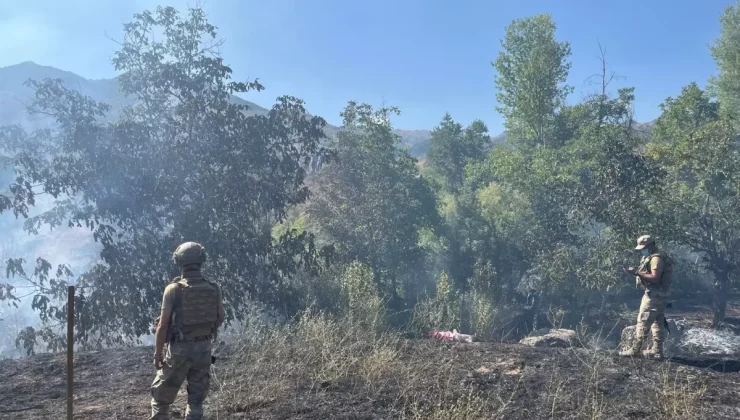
619, 318, 740, 357
520, 328, 577, 348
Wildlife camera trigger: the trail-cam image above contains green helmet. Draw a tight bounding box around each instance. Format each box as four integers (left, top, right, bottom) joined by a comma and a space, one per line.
172, 241, 207, 266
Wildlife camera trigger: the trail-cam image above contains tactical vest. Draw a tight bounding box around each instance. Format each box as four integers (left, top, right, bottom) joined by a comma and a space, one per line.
637, 252, 672, 296
170, 275, 220, 341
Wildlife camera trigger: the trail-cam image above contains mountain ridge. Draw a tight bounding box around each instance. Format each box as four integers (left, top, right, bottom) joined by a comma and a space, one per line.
0, 62, 486, 156
0, 62, 655, 157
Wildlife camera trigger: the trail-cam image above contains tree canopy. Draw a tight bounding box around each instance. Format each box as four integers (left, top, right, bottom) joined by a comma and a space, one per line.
2, 3, 740, 354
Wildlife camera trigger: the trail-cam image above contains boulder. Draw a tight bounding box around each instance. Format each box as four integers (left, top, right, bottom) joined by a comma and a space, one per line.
619, 325, 637, 352
619, 320, 687, 354
618, 318, 740, 358
680, 327, 740, 357
519, 328, 577, 348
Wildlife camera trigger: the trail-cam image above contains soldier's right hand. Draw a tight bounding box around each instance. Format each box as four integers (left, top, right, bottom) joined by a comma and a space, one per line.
154, 352, 164, 369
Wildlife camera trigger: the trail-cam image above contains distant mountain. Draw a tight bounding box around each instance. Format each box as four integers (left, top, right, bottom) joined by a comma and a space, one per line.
0, 61, 271, 129
0, 62, 427, 154
0, 62, 516, 158
0, 62, 655, 159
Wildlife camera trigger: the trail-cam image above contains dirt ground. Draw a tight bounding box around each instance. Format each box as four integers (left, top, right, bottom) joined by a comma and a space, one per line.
0, 337, 739, 420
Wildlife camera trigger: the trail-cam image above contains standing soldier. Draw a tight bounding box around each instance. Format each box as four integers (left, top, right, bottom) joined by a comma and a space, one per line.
150, 242, 225, 419
620, 235, 672, 360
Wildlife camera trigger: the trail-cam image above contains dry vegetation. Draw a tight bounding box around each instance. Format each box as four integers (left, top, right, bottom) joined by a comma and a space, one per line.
1, 308, 738, 420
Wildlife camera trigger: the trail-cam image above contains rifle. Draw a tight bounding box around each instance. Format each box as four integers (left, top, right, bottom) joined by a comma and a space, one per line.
663, 302, 674, 334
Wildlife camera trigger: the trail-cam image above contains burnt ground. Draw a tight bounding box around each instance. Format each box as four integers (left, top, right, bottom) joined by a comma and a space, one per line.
0, 338, 738, 420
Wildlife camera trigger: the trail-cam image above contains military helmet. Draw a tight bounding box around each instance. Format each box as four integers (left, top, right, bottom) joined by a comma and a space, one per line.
173, 241, 207, 266
634, 235, 655, 250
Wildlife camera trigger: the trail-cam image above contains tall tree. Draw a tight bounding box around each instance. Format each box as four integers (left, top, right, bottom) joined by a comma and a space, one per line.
647, 83, 740, 327
710, 1, 740, 123
492, 14, 573, 147
0, 5, 330, 348
307, 102, 438, 312
427, 113, 489, 192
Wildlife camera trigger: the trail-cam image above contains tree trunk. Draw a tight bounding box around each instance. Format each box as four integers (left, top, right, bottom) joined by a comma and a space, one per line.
598, 292, 608, 327
529, 291, 543, 332
712, 270, 729, 328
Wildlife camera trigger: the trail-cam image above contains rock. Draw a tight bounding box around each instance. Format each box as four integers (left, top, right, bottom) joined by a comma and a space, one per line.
620, 321, 687, 354
716, 321, 740, 335
519, 328, 577, 348
618, 318, 740, 358
679, 328, 740, 357
619, 325, 638, 352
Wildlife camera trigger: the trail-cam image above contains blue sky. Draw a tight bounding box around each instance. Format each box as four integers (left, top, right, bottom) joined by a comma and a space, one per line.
0, 0, 735, 133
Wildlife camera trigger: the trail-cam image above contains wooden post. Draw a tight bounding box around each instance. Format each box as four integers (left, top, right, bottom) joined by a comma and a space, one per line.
67, 285, 74, 420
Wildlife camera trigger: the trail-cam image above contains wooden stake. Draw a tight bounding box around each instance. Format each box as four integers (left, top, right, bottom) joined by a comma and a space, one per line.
67, 285, 74, 420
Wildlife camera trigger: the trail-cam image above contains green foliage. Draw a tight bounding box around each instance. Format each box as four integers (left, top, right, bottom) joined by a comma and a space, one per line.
411, 271, 461, 333
339, 261, 385, 331
427, 114, 489, 192
649, 84, 740, 324
273, 213, 307, 241
466, 261, 498, 340
710, 1, 740, 123
0, 5, 330, 347
493, 14, 573, 146
5, 5, 740, 351
566, 89, 667, 236
307, 101, 439, 312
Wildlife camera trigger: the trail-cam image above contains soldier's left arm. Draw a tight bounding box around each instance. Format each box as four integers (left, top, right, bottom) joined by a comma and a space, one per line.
154, 285, 176, 366
637, 256, 664, 284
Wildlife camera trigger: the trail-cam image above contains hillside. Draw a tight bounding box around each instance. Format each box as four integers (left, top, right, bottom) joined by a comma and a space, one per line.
1, 62, 607, 158
0, 62, 428, 155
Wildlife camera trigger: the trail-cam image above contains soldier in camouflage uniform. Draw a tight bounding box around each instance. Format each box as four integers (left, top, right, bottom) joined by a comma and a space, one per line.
620, 235, 672, 360
150, 242, 225, 420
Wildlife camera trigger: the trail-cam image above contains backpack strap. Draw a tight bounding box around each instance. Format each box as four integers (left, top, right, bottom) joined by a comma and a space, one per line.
647, 253, 671, 286
168, 277, 185, 342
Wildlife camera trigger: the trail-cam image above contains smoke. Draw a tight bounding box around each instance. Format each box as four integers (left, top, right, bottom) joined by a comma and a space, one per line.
0, 195, 101, 358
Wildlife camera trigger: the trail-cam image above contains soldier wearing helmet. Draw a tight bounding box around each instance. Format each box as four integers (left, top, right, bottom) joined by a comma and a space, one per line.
619, 235, 673, 360
150, 241, 225, 420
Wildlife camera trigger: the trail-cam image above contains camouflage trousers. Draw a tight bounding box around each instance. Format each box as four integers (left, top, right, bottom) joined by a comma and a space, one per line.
150, 339, 212, 420
634, 292, 668, 351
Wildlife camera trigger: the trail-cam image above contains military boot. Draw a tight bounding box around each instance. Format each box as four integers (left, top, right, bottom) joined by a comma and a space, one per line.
642, 342, 664, 360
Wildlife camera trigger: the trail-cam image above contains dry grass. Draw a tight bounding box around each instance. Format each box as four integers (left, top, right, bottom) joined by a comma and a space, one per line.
653, 364, 708, 419
211, 309, 403, 415
0, 311, 732, 419
202, 307, 721, 420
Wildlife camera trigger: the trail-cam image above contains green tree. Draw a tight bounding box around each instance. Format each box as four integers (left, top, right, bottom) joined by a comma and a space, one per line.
477, 145, 579, 330
493, 14, 573, 147
469, 79, 667, 330
648, 83, 739, 327
0, 5, 330, 348
426, 114, 489, 192
558, 86, 671, 328
710, 1, 740, 123
307, 102, 438, 314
